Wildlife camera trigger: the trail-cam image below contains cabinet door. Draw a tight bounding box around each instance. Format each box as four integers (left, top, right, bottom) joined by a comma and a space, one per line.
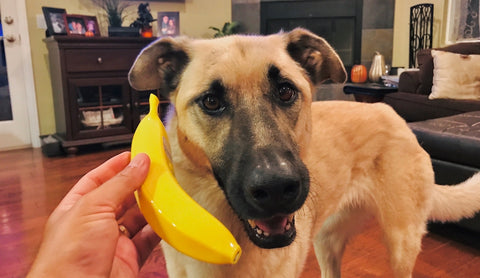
69, 77, 133, 140
132, 90, 171, 128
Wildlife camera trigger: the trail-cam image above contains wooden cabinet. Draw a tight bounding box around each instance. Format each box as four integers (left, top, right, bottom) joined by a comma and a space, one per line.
45, 36, 168, 154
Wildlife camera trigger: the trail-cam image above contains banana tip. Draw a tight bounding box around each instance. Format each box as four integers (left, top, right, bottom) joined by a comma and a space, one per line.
232, 249, 241, 264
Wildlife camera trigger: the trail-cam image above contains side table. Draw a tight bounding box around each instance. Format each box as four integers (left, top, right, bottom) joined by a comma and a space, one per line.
343, 83, 398, 103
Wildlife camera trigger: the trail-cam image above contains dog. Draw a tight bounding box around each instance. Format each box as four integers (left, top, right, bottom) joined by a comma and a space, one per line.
128, 28, 480, 278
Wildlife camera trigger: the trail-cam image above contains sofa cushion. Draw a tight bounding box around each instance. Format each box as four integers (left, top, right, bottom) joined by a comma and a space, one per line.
383, 92, 480, 122
415, 42, 480, 95
408, 112, 480, 168
416, 49, 435, 95
429, 50, 480, 100
397, 70, 420, 94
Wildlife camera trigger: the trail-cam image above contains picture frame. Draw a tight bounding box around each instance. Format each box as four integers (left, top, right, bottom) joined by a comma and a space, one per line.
65, 14, 87, 36
84, 16, 101, 37
445, 0, 480, 44
42, 7, 67, 36
158, 12, 180, 37
64, 14, 100, 37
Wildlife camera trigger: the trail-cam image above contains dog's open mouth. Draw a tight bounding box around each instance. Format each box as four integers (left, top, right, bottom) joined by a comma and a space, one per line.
243, 214, 296, 249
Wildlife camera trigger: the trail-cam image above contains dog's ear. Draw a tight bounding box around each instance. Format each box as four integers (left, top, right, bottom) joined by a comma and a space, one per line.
286, 28, 347, 84
128, 37, 190, 94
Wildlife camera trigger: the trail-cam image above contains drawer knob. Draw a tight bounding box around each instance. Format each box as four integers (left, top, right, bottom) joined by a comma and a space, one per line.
97, 57, 103, 64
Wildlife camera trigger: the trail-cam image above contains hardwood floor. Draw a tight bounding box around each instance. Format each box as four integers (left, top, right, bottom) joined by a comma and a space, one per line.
1, 146, 479, 277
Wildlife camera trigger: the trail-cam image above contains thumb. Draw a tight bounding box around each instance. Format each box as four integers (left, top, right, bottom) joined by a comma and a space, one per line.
90, 153, 150, 208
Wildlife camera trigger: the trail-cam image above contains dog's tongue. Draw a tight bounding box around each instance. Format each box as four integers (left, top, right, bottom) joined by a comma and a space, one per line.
256, 215, 288, 235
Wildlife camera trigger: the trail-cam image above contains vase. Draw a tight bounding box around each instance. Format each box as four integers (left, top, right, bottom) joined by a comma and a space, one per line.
368, 51, 385, 83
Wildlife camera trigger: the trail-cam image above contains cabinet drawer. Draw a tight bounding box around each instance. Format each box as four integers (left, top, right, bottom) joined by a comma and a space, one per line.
64, 49, 140, 73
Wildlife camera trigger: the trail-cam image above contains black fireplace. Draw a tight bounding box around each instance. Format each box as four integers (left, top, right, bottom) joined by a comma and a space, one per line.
260, 0, 363, 72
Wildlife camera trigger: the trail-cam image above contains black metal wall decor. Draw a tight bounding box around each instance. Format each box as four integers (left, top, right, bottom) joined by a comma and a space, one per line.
409, 4, 434, 68
463, 0, 480, 40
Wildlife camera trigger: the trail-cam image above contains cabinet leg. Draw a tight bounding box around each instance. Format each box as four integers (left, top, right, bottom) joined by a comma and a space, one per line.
65, 146, 79, 156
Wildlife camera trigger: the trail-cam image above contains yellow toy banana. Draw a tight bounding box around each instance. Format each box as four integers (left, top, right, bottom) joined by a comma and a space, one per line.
131, 94, 241, 265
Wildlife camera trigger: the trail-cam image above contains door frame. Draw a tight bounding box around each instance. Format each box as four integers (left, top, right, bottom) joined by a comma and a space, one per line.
13, 0, 40, 147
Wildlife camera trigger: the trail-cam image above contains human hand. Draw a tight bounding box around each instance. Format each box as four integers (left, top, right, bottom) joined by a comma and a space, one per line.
28, 152, 161, 277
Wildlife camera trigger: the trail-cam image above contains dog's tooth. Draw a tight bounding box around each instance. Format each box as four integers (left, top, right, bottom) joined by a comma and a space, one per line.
263, 231, 270, 237
285, 222, 291, 231
255, 227, 263, 235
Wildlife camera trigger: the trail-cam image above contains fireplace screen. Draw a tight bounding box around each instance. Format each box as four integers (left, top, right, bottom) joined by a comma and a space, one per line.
260, 0, 362, 71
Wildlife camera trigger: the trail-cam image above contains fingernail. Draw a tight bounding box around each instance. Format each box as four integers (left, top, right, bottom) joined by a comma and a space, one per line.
129, 153, 150, 168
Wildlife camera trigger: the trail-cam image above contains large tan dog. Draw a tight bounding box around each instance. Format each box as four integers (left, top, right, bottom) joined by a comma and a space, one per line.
129, 28, 480, 278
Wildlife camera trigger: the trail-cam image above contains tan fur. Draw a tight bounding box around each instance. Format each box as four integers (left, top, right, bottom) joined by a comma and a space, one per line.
176, 127, 212, 174
129, 29, 480, 278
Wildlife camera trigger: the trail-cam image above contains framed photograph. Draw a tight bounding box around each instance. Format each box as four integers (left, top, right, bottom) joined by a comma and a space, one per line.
84, 16, 100, 37
158, 12, 180, 37
42, 7, 67, 36
65, 14, 87, 36
445, 0, 480, 44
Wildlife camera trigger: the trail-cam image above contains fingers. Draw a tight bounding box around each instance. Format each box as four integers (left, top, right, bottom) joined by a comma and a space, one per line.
118, 205, 148, 238
89, 153, 150, 213
74, 152, 132, 196
117, 205, 161, 266
57, 152, 131, 209
50, 152, 132, 220
132, 225, 162, 266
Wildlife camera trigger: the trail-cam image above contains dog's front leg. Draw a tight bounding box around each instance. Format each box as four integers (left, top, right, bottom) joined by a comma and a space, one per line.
313, 208, 371, 278
162, 243, 189, 278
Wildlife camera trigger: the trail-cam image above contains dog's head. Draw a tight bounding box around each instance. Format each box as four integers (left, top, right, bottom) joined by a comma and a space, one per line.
129, 28, 346, 249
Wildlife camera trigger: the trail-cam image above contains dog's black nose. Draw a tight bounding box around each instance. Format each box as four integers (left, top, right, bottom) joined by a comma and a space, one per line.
246, 157, 304, 213
248, 175, 300, 204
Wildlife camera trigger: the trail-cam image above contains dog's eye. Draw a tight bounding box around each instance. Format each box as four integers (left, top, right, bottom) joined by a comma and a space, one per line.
200, 94, 225, 114
277, 84, 297, 104
203, 95, 221, 110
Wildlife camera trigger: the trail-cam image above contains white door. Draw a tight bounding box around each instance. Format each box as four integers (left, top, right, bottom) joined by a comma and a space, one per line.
0, 0, 39, 150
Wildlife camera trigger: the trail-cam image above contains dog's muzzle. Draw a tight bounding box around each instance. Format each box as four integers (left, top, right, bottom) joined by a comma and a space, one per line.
243, 157, 307, 248
216, 147, 309, 249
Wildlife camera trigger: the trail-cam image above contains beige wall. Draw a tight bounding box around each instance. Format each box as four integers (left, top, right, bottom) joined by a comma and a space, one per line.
392, 0, 448, 68
26, 0, 231, 135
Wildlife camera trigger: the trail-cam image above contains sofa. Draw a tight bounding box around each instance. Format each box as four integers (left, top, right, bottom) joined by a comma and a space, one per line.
383, 42, 480, 122
382, 42, 480, 245
408, 112, 480, 241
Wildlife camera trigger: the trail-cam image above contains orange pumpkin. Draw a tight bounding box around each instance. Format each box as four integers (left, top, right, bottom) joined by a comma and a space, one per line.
141, 27, 153, 38
350, 65, 367, 83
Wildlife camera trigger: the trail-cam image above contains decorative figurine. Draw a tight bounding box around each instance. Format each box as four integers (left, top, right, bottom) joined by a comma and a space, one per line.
130, 3, 156, 37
